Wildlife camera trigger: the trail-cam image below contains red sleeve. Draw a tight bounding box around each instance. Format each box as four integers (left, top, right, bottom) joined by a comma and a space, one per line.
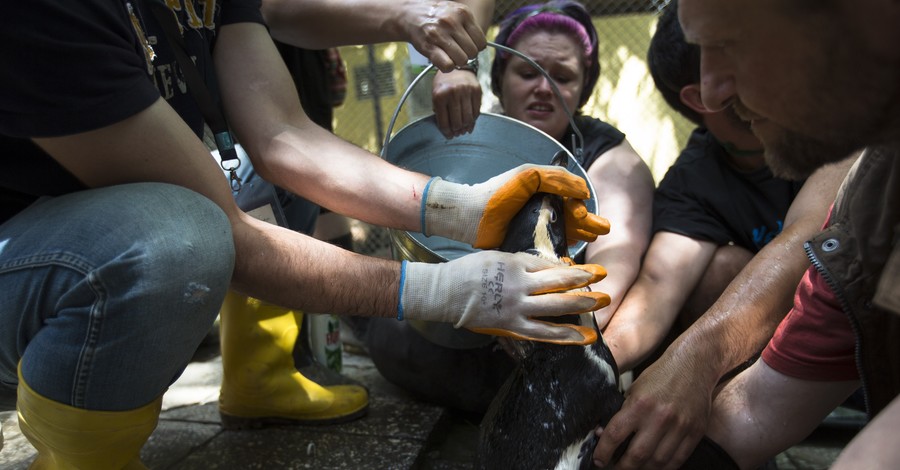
762, 265, 858, 381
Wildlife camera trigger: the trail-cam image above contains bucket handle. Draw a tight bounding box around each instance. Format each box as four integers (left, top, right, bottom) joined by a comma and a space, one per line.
380, 41, 585, 160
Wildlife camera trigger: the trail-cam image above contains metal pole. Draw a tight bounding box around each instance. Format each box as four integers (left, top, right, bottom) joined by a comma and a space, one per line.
366, 45, 385, 153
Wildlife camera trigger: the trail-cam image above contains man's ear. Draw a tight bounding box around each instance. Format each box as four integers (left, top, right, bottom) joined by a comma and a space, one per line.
679, 84, 712, 116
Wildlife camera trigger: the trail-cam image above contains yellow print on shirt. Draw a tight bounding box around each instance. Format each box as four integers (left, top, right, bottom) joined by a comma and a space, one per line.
138, 0, 220, 98
164, 0, 217, 32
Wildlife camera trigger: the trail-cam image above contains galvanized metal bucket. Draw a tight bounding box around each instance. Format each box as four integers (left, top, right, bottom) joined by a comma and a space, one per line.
381, 43, 597, 349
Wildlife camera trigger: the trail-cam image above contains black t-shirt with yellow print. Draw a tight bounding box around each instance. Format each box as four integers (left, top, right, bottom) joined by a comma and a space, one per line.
0, 0, 264, 222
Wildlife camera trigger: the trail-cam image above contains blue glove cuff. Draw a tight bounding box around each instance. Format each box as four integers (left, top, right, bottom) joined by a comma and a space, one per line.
420, 177, 438, 237
397, 260, 409, 321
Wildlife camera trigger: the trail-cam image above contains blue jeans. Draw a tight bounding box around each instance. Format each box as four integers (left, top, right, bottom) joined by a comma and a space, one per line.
0, 183, 234, 411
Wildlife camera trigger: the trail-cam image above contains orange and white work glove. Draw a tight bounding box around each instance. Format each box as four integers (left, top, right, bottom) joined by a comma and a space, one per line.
398, 251, 609, 345
421, 164, 610, 249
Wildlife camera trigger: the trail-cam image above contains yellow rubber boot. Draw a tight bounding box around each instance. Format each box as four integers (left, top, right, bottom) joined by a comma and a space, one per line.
218, 292, 368, 429
16, 363, 161, 470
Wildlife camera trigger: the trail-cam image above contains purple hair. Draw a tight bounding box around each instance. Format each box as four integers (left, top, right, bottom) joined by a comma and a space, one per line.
505, 13, 594, 69
490, 1, 600, 110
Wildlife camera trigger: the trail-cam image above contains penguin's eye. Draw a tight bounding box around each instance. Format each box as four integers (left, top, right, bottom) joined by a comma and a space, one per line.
549, 209, 557, 223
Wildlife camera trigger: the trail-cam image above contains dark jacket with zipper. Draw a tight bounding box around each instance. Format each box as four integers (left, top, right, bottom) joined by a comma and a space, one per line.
804, 146, 900, 418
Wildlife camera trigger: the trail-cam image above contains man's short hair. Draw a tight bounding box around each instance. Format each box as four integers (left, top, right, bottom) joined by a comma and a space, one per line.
647, 1, 703, 125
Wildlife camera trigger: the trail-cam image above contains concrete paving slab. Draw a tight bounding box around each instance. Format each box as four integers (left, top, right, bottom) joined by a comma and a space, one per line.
0, 343, 863, 470
0, 345, 447, 470
144, 418, 223, 469
416, 410, 481, 470
172, 426, 424, 469
776, 426, 861, 470
0, 410, 32, 470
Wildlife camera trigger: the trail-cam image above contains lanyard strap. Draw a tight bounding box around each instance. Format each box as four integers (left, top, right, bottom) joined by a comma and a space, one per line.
146, 0, 242, 191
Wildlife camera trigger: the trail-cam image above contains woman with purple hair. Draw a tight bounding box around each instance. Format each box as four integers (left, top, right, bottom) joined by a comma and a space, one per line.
491, 1, 654, 332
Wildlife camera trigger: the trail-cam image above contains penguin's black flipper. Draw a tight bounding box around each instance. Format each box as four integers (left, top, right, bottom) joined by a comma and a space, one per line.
577, 433, 598, 470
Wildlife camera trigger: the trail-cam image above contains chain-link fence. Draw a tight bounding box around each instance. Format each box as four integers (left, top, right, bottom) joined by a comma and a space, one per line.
333, 0, 690, 257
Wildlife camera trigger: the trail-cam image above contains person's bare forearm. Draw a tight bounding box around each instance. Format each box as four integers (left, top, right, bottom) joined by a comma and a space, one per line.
263, 0, 416, 48
248, 121, 429, 231
262, 0, 487, 72
602, 232, 716, 372
262, 0, 489, 51
664, 219, 815, 382
456, 0, 495, 29
662, 155, 859, 382
603, 277, 680, 372
589, 252, 641, 324
710, 360, 858, 469
216, 22, 428, 231
229, 213, 401, 317
583, 143, 654, 329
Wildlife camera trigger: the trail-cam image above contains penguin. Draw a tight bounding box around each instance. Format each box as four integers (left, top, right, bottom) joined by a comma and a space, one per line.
477, 152, 738, 470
